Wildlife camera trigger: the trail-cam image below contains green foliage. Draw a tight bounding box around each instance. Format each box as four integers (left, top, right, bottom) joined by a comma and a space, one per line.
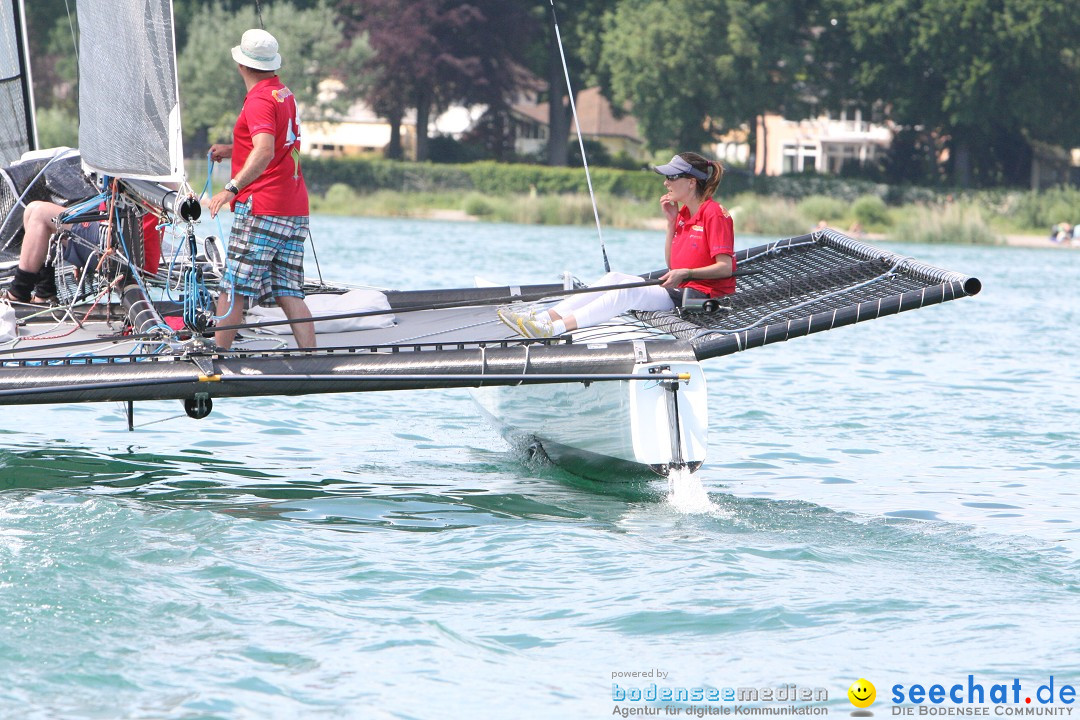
318, 183, 361, 211
796, 195, 849, 223
427, 135, 488, 164
461, 193, 497, 217
177, 1, 369, 146
756, 174, 886, 203
727, 193, 809, 236
1003, 186, 1080, 230
889, 203, 1003, 245
597, 0, 815, 151
599, 0, 726, 150
300, 156, 879, 209
852, 195, 890, 228
834, 0, 1080, 186
302, 167, 1080, 243
34, 107, 78, 149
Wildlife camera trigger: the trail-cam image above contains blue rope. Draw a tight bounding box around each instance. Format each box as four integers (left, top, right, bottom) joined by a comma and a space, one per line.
198, 152, 214, 201
56, 192, 109, 224
199, 150, 240, 323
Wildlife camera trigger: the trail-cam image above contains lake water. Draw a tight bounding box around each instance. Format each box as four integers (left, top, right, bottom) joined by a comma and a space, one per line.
0, 216, 1077, 719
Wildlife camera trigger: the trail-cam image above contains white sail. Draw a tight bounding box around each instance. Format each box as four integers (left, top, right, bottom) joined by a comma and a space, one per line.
76, 0, 184, 182
0, 0, 36, 165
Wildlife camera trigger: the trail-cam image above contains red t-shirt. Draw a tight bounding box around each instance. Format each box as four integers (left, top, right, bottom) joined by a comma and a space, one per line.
669, 197, 736, 297
230, 76, 309, 216
141, 214, 161, 275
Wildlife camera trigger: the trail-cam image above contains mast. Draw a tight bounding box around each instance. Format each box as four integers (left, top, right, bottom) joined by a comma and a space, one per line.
12, 0, 36, 152
0, 0, 38, 163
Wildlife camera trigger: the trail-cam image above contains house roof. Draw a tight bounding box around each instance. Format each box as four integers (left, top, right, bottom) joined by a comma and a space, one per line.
512, 87, 643, 144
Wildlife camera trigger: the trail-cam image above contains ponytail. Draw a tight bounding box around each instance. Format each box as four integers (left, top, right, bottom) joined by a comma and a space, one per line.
678, 152, 723, 199
702, 161, 723, 199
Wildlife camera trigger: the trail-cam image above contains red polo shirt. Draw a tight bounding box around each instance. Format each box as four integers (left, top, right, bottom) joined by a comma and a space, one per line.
142, 214, 161, 274
230, 76, 309, 216
670, 197, 736, 297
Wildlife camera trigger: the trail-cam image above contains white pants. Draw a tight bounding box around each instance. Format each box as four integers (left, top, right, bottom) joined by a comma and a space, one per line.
549, 271, 675, 328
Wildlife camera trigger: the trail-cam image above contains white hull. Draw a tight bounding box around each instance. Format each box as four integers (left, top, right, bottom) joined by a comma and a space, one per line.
472, 359, 708, 481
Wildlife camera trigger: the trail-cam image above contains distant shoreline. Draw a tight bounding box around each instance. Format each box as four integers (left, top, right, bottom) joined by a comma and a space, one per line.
856, 230, 1072, 249
1001, 234, 1076, 249
407, 210, 1075, 249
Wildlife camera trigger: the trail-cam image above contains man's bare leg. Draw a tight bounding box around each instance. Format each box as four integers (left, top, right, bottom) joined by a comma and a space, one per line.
20, 201, 65, 273
276, 295, 316, 348
213, 290, 246, 350
6, 201, 66, 302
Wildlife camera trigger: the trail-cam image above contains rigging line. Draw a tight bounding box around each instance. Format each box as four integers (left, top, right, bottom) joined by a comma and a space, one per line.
305, 225, 325, 286
63, 0, 79, 65
548, 0, 609, 273
130, 413, 188, 429
208, 278, 667, 335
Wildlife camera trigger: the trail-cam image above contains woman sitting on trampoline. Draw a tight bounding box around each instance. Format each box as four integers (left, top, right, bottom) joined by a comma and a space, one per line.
499, 151, 736, 339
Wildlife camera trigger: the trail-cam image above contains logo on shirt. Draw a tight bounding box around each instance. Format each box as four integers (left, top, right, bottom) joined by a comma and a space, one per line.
691, 224, 704, 232
271, 87, 294, 103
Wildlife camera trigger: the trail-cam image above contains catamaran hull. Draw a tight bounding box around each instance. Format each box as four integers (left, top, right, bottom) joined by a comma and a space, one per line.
472, 360, 708, 481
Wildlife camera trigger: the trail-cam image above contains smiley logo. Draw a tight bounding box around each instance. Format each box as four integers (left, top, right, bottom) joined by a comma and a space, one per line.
848, 678, 876, 708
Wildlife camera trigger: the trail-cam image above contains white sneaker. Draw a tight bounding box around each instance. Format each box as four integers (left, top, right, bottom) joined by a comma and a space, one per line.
518, 315, 554, 339
496, 306, 531, 333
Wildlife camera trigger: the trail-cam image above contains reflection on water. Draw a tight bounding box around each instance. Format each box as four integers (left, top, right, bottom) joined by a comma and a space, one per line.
0, 437, 661, 531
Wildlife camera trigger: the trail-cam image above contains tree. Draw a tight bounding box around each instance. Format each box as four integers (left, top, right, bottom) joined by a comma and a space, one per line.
825, 0, 1080, 187
24, 1, 80, 116
356, 0, 537, 162
596, 0, 817, 155
177, 1, 370, 151
538, 0, 610, 167
438, 1, 538, 161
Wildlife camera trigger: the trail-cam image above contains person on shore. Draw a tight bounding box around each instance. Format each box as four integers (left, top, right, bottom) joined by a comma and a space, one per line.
207, 28, 315, 350
1050, 222, 1072, 244
499, 152, 735, 338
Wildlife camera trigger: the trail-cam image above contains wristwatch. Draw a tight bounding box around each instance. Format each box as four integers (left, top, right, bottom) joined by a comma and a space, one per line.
224, 179, 240, 195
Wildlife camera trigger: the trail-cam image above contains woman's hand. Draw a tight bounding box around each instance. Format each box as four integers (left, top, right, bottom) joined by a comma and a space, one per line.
660, 193, 679, 223
659, 268, 692, 289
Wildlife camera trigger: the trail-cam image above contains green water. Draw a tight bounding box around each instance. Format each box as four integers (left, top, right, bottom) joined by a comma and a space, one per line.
0, 218, 1076, 719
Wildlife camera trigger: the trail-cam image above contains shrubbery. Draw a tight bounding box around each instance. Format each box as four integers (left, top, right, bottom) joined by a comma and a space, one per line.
852, 195, 890, 227
889, 203, 1003, 245
797, 194, 848, 223
1002, 186, 1080, 229
291, 155, 1079, 235
302, 156, 755, 201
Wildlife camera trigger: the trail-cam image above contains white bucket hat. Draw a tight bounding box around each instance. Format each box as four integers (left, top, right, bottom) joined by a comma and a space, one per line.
231, 29, 282, 71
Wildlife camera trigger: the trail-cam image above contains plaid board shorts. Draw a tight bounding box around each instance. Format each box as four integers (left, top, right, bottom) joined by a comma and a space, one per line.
223, 199, 309, 304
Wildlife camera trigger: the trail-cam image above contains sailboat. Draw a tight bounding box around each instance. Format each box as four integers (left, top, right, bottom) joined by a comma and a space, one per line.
0, 0, 980, 481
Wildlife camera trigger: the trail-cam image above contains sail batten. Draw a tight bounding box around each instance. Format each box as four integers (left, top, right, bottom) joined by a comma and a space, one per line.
77, 0, 184, 182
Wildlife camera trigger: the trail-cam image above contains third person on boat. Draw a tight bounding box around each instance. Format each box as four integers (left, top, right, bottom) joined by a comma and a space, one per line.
499, 151, 735, 338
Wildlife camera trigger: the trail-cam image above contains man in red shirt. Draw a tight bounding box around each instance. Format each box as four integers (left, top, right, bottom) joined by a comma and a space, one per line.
208, 28, 315, 349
